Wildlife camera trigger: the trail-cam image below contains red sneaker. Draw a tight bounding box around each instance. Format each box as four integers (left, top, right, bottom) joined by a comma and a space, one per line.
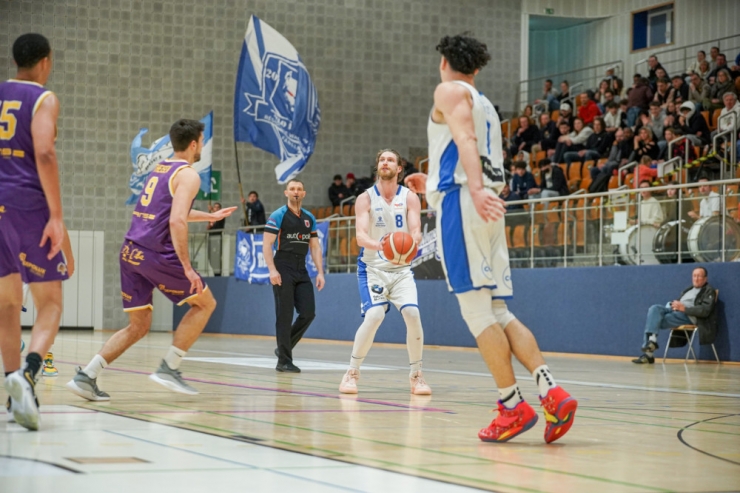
540, 386, 578, 444
478, 400, 539, 443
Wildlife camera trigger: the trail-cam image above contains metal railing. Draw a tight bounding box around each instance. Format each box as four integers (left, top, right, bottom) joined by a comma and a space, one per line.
633, 34, 740, 81
714, 112, 738, 181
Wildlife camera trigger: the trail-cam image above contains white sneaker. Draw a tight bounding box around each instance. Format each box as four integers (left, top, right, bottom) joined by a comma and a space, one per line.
339, 369, 360, 394
409, 370, 432, 395
4, 369, 40, 431
6, 396, 15, 423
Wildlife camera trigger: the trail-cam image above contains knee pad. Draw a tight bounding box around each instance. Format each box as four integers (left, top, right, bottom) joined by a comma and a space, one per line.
492, 299, 517, 329
456, 290, 497, 338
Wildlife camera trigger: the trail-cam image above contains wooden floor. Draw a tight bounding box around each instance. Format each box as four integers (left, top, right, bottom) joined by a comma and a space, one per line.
2, 330, 740, 493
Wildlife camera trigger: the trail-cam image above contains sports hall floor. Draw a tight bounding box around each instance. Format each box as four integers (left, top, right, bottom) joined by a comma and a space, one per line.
1, 330, 739, 493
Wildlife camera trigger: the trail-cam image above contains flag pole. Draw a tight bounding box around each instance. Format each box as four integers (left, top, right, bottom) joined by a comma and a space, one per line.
234, 141, 249, 226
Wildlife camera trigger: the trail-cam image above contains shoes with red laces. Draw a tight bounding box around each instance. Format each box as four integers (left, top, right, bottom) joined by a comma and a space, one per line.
478, 400, 538, 443
539, 386, 578, 444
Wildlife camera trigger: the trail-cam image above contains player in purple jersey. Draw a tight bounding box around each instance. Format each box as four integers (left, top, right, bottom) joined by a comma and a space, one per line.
67, 120, 236, 401
1, 33, 75, 431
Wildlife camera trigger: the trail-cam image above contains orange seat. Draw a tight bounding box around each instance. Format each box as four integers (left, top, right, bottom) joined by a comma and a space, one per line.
551, 110, 560, 121
580, 177, 592, 191
711, 109, 722, 131
582, 160, 594, 180
607, 175, 619, 190
505, 226, 513, 249
512, 224, 527, 249
534, 150, 546, 167
701, 111, 711, 130
349, 237, 360, 257
568, 162, 582, 182
341, 204, 352, 216
546, 203, 560, 223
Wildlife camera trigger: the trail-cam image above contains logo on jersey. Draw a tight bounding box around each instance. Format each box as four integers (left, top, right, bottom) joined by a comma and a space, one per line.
371, 285, 384, 294
502, 266, 512, 290
480, 155, 504, 183
56, 263, 68, 276
375, 216, 386, 228
304, 219, 310, 228
481, 258, 494, 280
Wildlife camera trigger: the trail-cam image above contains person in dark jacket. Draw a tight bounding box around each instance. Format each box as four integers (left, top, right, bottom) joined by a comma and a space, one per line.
633, 267, 717, 364
509, 116, 541, 157
328, 174, 351, 206
536, 112, 559, 154
510, 161, 537, 198
529, 158, 569, 200
627, 77, 654, 127
678, 101, 712, 146
563, 117, 614, 168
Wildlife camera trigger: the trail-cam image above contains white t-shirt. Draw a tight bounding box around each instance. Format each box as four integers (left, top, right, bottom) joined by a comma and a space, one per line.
699, 191, 720, 218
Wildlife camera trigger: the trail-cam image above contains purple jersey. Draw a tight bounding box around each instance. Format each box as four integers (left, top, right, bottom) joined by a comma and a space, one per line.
0, 79, 54, 210
124, 159, 194, 254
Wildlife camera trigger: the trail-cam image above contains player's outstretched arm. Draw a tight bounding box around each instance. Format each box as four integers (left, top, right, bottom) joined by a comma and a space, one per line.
188, 206, 238, 222
170, 167, 203, 294
354, 192, 383, 251
406, 191, 422, 246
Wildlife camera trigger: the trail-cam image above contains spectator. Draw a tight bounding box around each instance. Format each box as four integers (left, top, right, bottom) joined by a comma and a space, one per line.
500, 183, 527, 227
637, 102, 666, 144
716, 92, 740, 136
671, 76, 689, 103
709, 46, 720, 70
688, 72, 710, 109
521, 104, 534, 119
647, 55, 667, 87
633, 154, 659, 188
603, 101, 625, 133
686, 50, 707, 76
207, 202, 226, 231
595, 80, 610, 106
511, 161, 537, 199
678, 101, 711, 146
534, 112, 559, 156
662, 186, 695, 224
345, 172, 361, 199
328, 174, 351, 206
557, 102, 575, 127
589, 127, 633, 182
535, 78, 560, 111
557, 80, 570, 106
707, 53, 740, 82
529, 158, 568, 200
632, 267, 717, 365
704, 69, 738, 113
564, 117, 613, 169
688, 177, 720, 220
631, 126, 660, 162
577, 91, 602, 125
654, 67, 669, 85
653, 77, 675, 108
241, 191, 266, 227
553, 117, 593, 168
660, 127, 697, 162
663, 100, 680, 129
634, 180, 664, 228
627, 77, 653, 127
608, 71, 624, 99
510, 116, 541, 158
698, 60, 711, 80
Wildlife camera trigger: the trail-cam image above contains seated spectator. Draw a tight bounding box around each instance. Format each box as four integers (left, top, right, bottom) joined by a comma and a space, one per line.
345, 172, 361, 199
557, 102, 575, 127
509, 116, 540, 158
688, 72, 710, 111
707, 53, 740, 83
660, 127, 697, 162
241, 191, 266, 226
631, 126, 660, 163
511, 161, 537, 199
686, 50, 707, 77
603, 101, 625, 132
662, 186, 695, 224
653, 77, 675, 109
534, 112, 559, 158
627, 77, 653, 127
633, 180, 664, 227
577, 91, 602, 125
557, 80, 570, 106
607, 70, 624, 99
500, 184, 527, 227
632, 267, 717, 365
697, 60, 711, 80
207, 202, 226, 232
678, 101, 711, 146
688, 177, 720, 220
564, 117, 613, 168
529, 158, 568, 201
534, 78, 560, 111
654, 67, 669, 87
553, 117, 593, 167
521, 104, 534, 119
633, 155, 658, 188
589, 127, 634, 184
647, 55, 667, 88
595, 80, 610, 106
328, 174, 351, 206
714, 92, 740, 139
671, 76, 689, 104
637, 102, 666, 145
704, 68, 737, 113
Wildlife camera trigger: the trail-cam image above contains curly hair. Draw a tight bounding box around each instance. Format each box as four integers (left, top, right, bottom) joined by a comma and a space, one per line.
436, 34, 490, 75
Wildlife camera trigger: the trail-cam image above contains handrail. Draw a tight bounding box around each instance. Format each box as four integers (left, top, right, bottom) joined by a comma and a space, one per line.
617, 161, 638, 188
519, 60, 624, 84
667, 135, 690, 181
339, 195, 356, 215
658, 156, 684, 183
716, 111, 738, 170
564, 82, 584, 109
634, 34, 740, 80
713, 126, 737, 181
417, 157, 429, 175
562, 189, 584, 267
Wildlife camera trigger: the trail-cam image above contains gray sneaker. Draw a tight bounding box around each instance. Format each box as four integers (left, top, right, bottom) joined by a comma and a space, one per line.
65, 367, 110, 402
4, 369, 40, 431
148, 360, 198, 395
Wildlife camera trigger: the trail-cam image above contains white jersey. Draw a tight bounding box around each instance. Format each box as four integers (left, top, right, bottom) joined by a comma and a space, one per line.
359, 184, 411, 273
426, 80, 506, 209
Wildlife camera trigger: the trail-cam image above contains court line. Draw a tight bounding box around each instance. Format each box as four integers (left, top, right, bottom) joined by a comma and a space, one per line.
677, 414, 740, 467
92, 409, 435, 415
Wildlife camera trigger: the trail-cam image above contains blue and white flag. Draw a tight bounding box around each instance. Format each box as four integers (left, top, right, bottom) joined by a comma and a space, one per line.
305, 221, 329, 278
234, 15, 321, 184
234, 230, 270, 284
126, 112, 214, 204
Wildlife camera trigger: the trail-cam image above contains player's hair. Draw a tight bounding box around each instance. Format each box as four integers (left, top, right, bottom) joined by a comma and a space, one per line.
13, 33, 51, 69
375, 148, 402, 168
169, 119, 205, 152
435, 34, 490, 75
286, 179, 305, 189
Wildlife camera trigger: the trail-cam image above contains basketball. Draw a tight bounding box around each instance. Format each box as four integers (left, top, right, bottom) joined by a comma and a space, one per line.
382, 232, 418, 265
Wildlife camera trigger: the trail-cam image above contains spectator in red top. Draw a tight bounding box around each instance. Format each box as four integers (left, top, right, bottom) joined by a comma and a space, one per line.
577, 91, 602, 125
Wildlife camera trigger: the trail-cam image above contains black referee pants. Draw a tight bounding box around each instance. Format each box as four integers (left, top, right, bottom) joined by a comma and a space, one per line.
273, 252, 316, 364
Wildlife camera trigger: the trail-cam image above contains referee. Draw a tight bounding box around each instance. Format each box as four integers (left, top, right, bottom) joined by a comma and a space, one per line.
263, 179, 325, 373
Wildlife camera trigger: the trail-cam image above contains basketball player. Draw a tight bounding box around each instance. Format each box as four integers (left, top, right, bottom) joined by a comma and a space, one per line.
0, 34, 72, 430
405, 34, 577, 443
338, 149, 431, 395
66, 119, 236, 401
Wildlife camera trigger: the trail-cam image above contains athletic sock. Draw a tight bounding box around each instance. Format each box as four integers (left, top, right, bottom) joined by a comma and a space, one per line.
409, 360, 422, 376
25, 352, 42, 379
83, 354, 108, 379
349, 355, 364, 370
533, 365, 557, 398
499, 383, 524, 409
164, 346, 187, 371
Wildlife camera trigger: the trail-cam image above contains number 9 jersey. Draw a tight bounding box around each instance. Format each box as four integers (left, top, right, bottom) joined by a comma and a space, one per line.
359, 184, 411, 273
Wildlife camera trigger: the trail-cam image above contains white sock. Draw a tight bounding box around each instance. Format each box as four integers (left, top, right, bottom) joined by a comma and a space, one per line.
349, 306, 385, 370
402, 306, 424, 376
409, 360, 422, 375
83, 354, 108, 379
499, 383, 524, 409
533, 365, 557, 397
649, 334, 657, 343
164, 346, 187, 370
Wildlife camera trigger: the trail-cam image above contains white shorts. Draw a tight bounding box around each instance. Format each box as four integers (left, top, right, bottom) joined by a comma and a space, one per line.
434, 186, 513, 299
357, 263, 418, 316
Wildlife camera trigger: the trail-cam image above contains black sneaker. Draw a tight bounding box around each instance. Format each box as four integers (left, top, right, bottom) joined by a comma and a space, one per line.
640, 341, 659, 352
276, 362, 301, 373
274, 348, 279, 358
632, 354, 655, 364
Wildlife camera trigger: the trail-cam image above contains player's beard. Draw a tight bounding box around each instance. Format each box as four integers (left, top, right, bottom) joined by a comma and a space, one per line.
377, 168, 397, 182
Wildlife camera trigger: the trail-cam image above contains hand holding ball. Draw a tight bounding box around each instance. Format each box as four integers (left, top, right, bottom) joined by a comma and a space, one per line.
382, 232, 418, 265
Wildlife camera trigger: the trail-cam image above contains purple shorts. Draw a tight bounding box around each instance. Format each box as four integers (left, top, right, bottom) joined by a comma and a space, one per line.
0, 204, 69, 283
119, 240, 206, 312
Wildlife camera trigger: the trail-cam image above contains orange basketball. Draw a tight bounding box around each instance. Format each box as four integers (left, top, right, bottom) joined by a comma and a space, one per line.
382, 232, 418, 265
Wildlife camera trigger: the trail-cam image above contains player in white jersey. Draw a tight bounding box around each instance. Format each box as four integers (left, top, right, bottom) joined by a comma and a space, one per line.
405, 35, 577, 444
338, 149, 431, 395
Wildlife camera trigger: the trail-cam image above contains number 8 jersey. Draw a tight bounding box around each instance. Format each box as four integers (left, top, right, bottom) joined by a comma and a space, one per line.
359, 184, 411, 273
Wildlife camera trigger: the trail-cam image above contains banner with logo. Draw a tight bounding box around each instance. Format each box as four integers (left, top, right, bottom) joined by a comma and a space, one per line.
127, 112, 213, 204
196, 170, 221, 201
410, 212, 445, 280
233, 15, 321, 184
234, 230, 270, 284
306, 221, 329, 278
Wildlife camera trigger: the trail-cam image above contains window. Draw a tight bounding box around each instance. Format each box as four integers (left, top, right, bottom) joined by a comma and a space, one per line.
632, 3, 673, 52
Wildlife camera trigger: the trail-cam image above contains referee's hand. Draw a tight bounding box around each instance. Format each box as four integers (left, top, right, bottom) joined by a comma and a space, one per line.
269, 269, 282, 286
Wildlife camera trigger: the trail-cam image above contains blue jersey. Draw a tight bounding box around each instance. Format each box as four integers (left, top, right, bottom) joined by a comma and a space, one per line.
265, 206, 317, 256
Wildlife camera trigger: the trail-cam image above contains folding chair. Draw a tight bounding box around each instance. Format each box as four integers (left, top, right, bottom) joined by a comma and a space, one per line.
663, 289, 720, 363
